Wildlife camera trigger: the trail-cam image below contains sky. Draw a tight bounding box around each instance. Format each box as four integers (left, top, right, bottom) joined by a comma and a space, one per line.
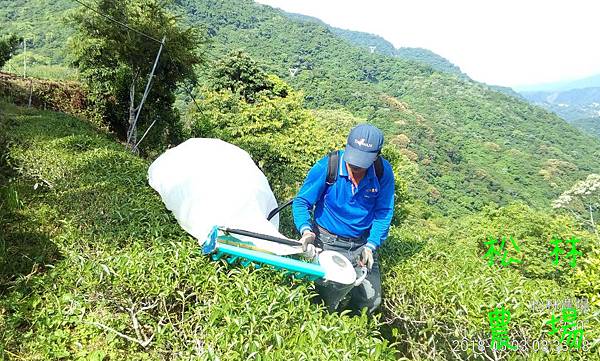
255, 0, 600, 88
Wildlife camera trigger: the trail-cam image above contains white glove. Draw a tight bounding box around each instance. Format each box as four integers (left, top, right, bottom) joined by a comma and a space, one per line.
299, 230, 316, 259
359, 246, 374, 270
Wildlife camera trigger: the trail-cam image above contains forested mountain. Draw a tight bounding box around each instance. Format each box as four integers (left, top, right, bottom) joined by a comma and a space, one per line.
485, 84, 524, 99
329, 28, 397, 57
0, 0, 73, 64
286, 11, 524, 104
176, 0, 600, 217
394, 47, 465, 77
285, 11, 467, 78
571, 117, 600, 138
520, 87, 600, 121
2, 0, 600, 217
516, 79, 600, 139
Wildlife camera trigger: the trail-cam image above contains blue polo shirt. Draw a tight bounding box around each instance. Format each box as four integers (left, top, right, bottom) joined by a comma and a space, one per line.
292, 150, 395, 250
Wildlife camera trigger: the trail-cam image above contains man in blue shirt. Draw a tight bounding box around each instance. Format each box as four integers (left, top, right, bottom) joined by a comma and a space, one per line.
292, 124, 395, 314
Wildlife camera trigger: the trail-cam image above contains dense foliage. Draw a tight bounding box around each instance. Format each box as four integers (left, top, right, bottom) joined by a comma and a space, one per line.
571, 117, 600, 138
2, 101, 598, 359
394, 47, 465, 77
383, 203, 598, 359
70, 0, 205, 152
0, 72, 88, 117
186, 51, 414, 233
0, 0, 73, 62
0, 0, 75, 77
4, 1, 600, 215
174, 0, 600, 218
286, 12, 467, 78
0, 32, 21, 68
553, 173, 600, 233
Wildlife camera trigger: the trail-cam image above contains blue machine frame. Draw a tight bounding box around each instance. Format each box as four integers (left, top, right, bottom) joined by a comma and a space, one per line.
202, 226, 326, 281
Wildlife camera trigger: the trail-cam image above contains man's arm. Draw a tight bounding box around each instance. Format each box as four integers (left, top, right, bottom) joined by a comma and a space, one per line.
366, 161, 395, 250
292, 157, 328, 234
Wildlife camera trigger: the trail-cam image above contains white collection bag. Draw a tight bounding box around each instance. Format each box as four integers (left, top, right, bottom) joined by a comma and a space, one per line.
148, 138, 300, 255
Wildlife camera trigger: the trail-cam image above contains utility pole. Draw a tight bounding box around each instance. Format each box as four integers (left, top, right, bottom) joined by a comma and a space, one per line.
23, 39, 27, 78
126, 35, 166, 151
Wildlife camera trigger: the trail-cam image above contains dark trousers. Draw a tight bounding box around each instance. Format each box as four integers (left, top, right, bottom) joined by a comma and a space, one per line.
314, 225, 382, 315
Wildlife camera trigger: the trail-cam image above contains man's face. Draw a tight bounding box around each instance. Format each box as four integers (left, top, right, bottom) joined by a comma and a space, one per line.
348, 163, 367, 175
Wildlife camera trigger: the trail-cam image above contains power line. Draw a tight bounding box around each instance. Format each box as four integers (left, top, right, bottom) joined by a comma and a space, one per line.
71, 0, 164, 45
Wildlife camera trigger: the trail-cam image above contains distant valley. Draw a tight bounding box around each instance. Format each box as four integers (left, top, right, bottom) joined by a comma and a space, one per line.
293, 11, 600, 140
520, 87, 600, 121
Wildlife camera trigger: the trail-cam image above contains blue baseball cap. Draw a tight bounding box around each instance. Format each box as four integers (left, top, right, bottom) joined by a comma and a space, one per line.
344, 124, 384, 168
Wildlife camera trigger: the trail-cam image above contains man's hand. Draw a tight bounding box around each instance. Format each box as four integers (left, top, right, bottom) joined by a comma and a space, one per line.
299, 230, 316, 259
359, 246, 374, 270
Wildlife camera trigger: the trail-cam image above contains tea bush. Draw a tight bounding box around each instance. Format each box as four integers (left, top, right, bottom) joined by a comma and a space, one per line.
0, 72, 89, 119
0, 103, 396, 360
2, 103, 598, 360
380, 203, 599, 360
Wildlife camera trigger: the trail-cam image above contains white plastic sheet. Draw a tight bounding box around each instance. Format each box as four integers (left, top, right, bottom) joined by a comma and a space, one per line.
148, 138, 301, 255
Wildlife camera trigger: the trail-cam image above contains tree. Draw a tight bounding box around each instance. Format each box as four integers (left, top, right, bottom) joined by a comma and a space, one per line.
211, 50, 286, 103
553, 173, 600, 237
71, 0, 206, 152
0, 33, 21, 68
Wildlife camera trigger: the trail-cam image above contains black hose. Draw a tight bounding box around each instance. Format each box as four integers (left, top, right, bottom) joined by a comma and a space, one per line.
220, 227, 300, 247
267, 198, 294, 221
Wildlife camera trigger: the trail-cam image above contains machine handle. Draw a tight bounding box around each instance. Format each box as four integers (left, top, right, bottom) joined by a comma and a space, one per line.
354, 266, 368, 286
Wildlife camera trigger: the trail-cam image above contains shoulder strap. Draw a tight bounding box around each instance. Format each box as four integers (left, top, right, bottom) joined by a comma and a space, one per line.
374, 156, 384, 180
326, 150, 339, 185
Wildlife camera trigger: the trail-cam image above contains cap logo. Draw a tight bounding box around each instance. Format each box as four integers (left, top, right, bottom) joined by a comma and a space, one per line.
354, 138, 373, 148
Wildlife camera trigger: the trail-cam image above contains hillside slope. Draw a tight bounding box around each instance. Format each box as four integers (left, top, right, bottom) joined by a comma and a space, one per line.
2, 103, 598, 360
3, 0, 600, 218
0, 0, 74, 64
571, 117, 600, 138
177, 0, 600, 216
285, 11, 467, 78
0, 103, 394, 359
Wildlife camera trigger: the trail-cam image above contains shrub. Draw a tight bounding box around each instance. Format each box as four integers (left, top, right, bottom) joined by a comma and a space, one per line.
0, 33, 21, 68
381, 203, 599, 360
0, 72, 89, 119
